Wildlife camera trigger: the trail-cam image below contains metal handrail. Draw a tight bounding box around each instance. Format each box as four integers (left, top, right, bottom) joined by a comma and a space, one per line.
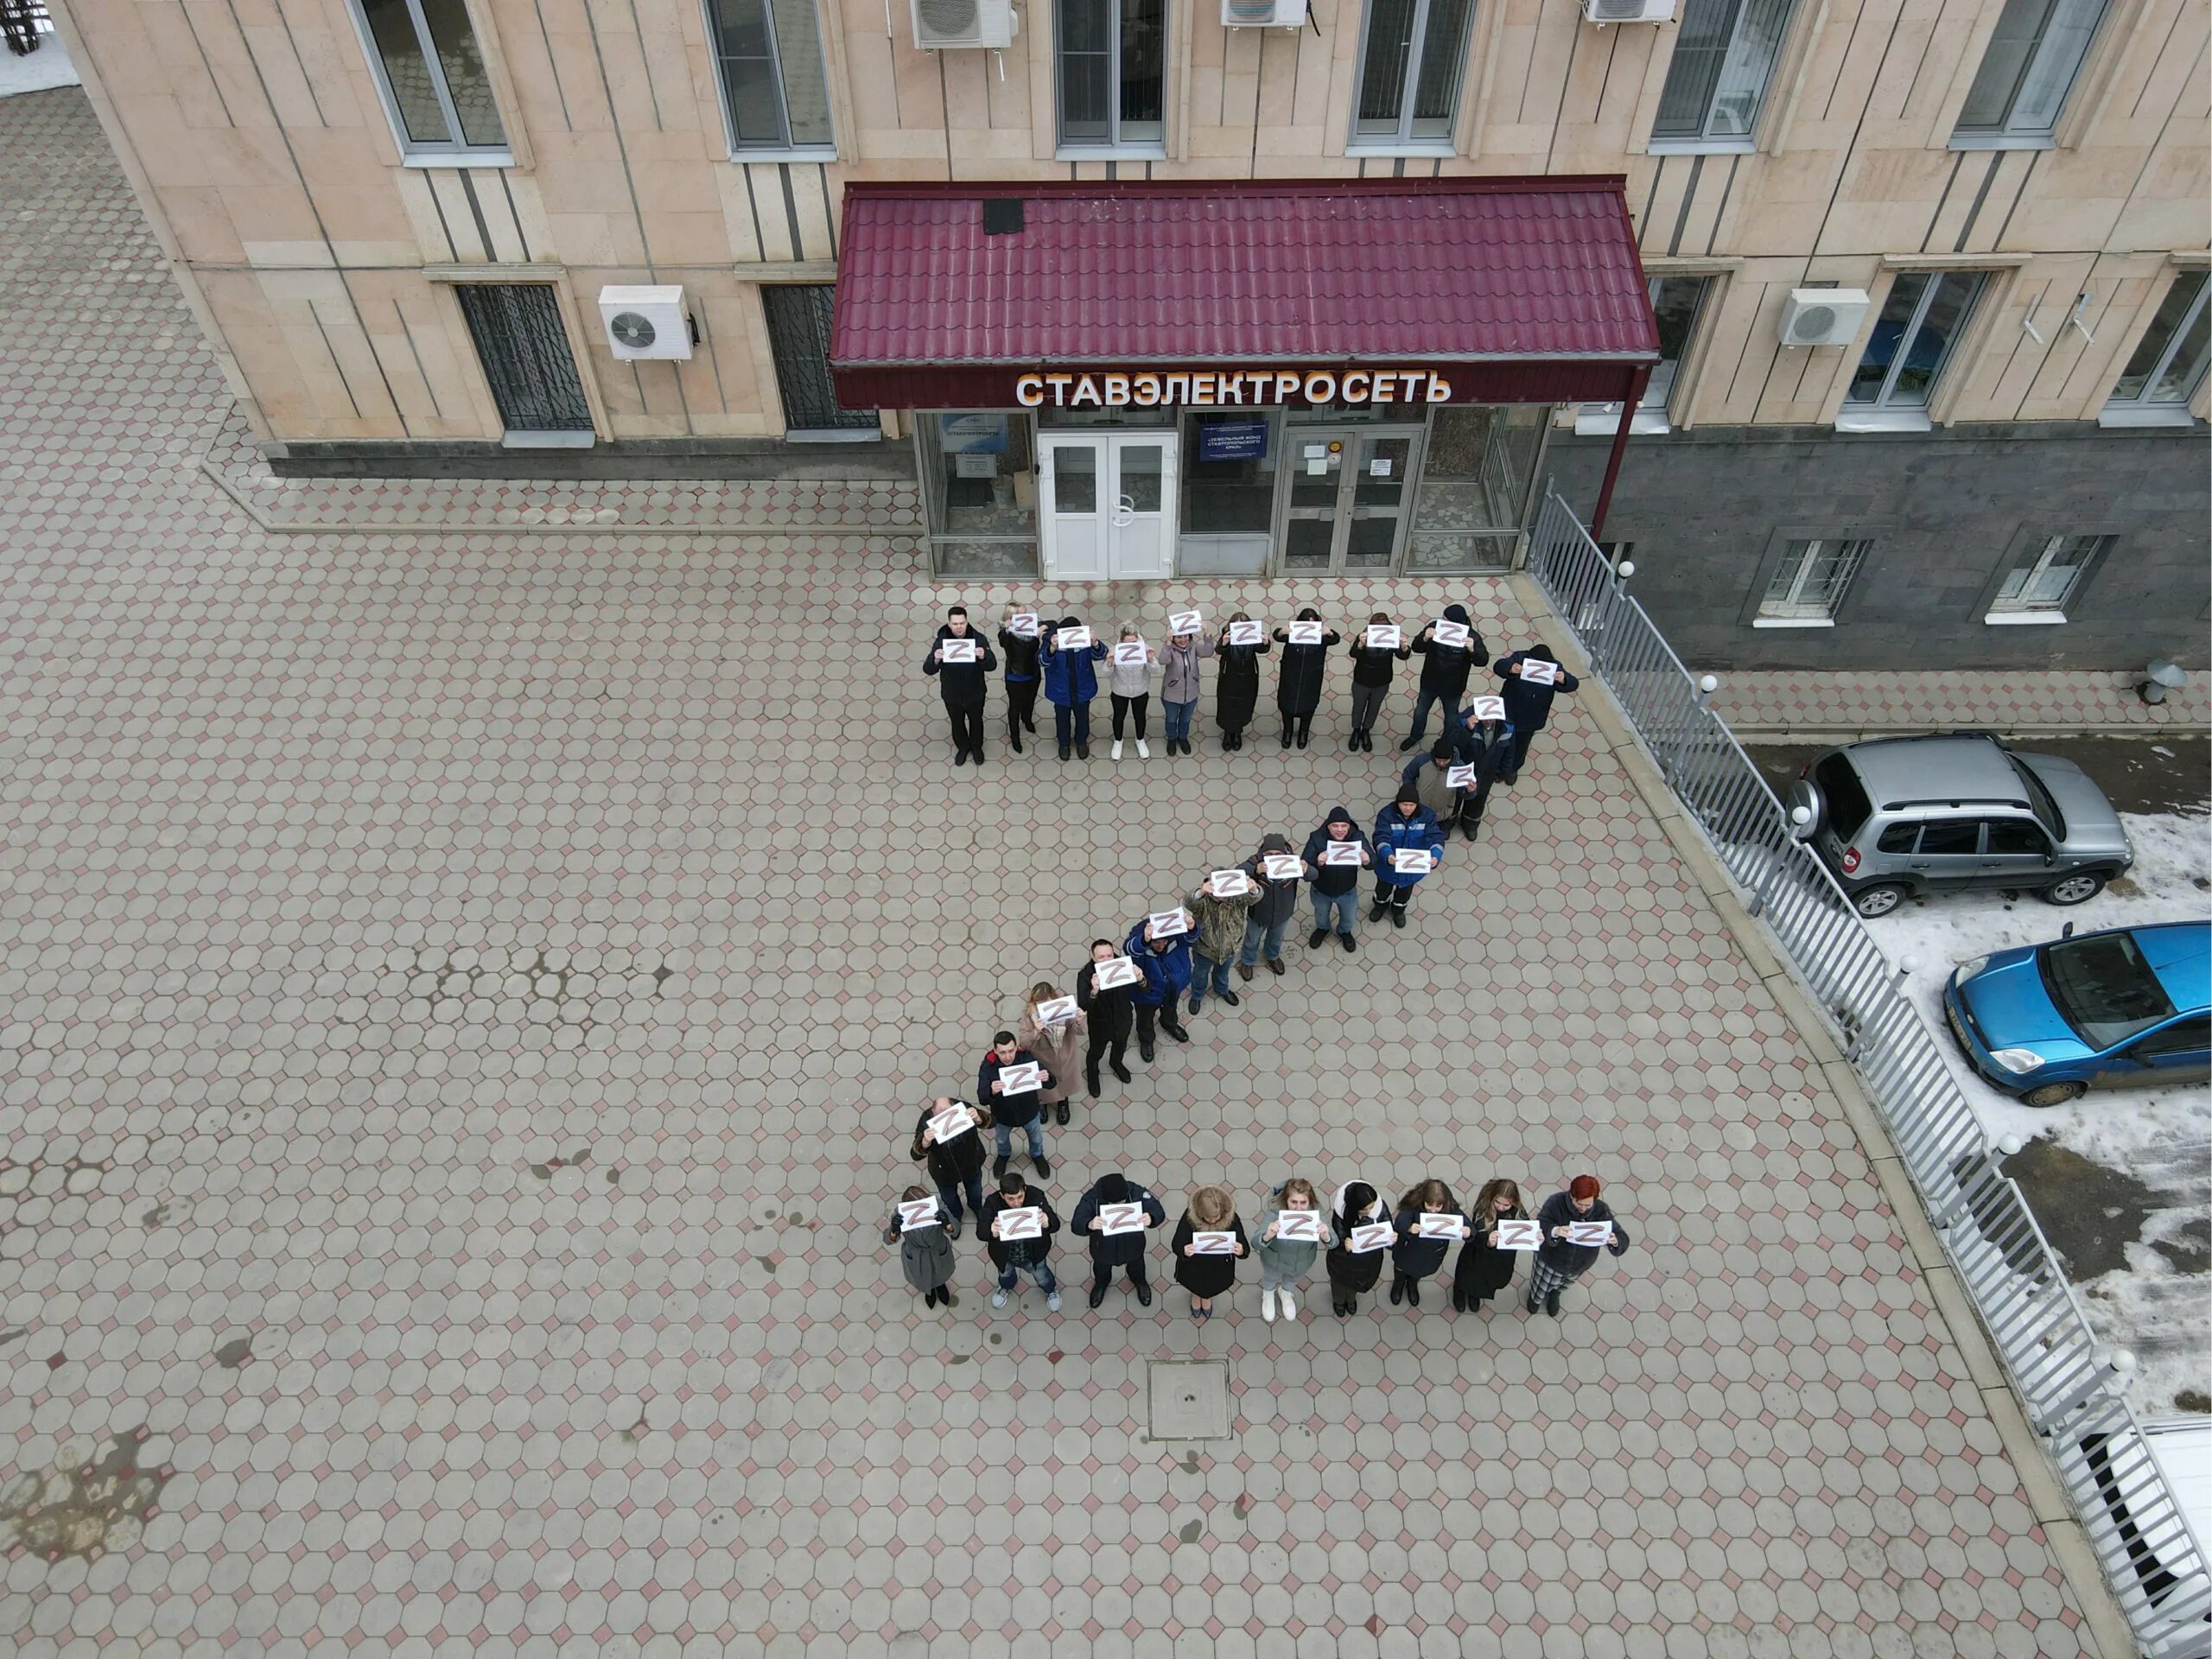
1527, 485, 2211, 1655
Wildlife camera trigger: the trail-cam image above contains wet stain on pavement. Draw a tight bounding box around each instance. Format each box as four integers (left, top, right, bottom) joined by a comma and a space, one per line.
2001, 1138, 2158, 1281
1177, 1518, 1204, 1544
0, 1427, 174, 1562
213, 1337, 253, 1370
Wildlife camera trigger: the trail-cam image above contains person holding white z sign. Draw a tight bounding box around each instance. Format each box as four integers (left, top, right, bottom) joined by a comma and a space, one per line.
1236, 833, 1305, 980
1171, 1185, 1250, 1322
1389, 1178, 1469, 1309
1301, 806, 1374, 951
1325, 1180, 1393, 1317
1370, 785, 1446, 930
908, 1095, 992, 1238
1270, 607, 1340, 749
1019, 981, 1086, 1128
1254, 1176, 1338, 1324
981, 1169, 1062, 1313
923, 605, 999, 766
1492, 643, 1580, 783
1106, 624, 1161, 760
884, 1185, 957, 1310
978, 1030, 1054, 1180
1528, 1173, 1631, 1319
1070, 1171, 1167, 1308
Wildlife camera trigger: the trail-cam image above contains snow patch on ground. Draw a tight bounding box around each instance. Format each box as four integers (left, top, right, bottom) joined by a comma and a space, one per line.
0, 35, 80, 99
1865, 810, 2212, 1420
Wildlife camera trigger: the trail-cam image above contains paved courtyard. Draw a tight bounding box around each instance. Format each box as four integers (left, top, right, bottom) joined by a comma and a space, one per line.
0, 90, 2111, 1659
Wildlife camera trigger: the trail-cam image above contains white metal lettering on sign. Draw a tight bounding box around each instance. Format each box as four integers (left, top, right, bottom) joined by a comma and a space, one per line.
1191, 1230, 1238, 1255
1446, 765, 1478, 789
1009, 613, 1039, 637
1417, 1212, 1468, 1240
1365, 625, 1402, 650
1469, 695, 1507, 722
1034, 996, 1079, 1027
1262, 855, 1302, 882
1274, 1211, 1323, 1243
1430, 620, 1471, 648
1565, 1220, 1614, 1247
996, 1061, 1044, 1095
1098, 1202, 1147, 1236
1016, 369, 1453, 408
1519, 658, 1560, 685
1169, 609, 1203, 634
939, 638, 979, 663
1093, 956, 1142, 990
1393, 848, 1434, 874
1208, 868, 1253, 898
1147, 908, 1192, 938
1113, 640, 1148, 666
898, 1198, 942, 1230
927, 1106, 975, 1141
1055, 626, 1093, 651
995, 1206, 1045, 1240
1348, 1223, 1393, 1253
1227, 620, 1264, 646
1495, 1218, 1541, 1250
1287, 620, 1324, 645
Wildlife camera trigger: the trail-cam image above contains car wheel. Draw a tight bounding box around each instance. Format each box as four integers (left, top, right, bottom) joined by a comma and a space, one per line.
2023, 1079, 2088, 1109
2042, 872, 2107, 907
1852, 883, 1907, 919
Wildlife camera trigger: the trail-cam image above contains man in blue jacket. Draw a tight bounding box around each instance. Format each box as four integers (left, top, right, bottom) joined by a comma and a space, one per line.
1123, 913, 1193, 1063
1370, 785, 1446, 930
1040, 617, 1109, 761
1492, 643, 1580, 783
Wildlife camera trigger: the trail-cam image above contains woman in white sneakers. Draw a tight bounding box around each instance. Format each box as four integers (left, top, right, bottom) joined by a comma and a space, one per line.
1106, 624, 1160, 760
1253, 1176, 1337, 1324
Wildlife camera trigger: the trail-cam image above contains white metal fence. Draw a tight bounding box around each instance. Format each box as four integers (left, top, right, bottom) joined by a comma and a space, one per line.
1527, 486, 2212, 1658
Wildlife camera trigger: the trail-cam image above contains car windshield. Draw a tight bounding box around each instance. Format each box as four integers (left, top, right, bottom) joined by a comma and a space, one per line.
2038, 932, 2177, 1050
1815, 755, 1872, 840
2007, 756, 2066, 838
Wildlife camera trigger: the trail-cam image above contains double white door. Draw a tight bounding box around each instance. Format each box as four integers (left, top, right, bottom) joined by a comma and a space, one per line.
1039, 432, 1176, 580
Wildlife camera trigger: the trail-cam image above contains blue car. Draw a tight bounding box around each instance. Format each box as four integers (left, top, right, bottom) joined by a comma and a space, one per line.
1943, 921, 2211, 1107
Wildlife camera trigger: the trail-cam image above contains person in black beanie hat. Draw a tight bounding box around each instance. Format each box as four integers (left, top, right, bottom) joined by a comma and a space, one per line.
1069, 1171, 1167, 1307
923, 605, 998, 766
1400, 602, 1484, 752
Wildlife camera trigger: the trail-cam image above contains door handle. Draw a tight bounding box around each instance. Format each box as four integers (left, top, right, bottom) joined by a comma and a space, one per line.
1112, 495, 1135, 527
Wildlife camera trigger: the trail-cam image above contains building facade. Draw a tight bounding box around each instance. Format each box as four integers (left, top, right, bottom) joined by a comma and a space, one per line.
48, 0, 2212, 664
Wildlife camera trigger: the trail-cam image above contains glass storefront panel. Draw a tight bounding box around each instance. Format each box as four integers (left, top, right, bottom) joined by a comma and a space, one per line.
1409, 405, 1541, 568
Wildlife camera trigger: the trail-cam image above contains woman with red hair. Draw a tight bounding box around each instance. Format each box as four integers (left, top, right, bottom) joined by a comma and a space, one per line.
1529, 1174, 1633, 1319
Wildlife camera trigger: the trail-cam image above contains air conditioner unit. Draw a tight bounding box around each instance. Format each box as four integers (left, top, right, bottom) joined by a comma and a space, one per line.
912, 0, 1016, 49
1223, 0, 1306, 24
1777, 287, 1872, 347
597, 285, 692, 361
1583, 0, 1675, 21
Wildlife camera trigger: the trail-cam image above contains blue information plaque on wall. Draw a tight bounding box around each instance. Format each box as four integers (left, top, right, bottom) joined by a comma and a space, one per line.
1198, 419, 1268, 462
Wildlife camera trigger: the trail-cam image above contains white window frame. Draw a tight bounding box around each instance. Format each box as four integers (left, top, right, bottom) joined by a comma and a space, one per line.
1950, 0, 2108, 149
1837, 270, 1987, 431
1647, 0, 1796, 155
1984, 534, 2111, 625
1754, 537, 1871, 626
703, 0, 838, 161
1577, 275, 1712, 435
1054, 0, 1169, 157
1346, 0, 1475, 155
345, 0, 512, 165
2101, 272, 2209, 428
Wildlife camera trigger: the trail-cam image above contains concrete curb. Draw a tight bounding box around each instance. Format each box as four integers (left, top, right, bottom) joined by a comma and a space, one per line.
1511, 570, 2140, 1659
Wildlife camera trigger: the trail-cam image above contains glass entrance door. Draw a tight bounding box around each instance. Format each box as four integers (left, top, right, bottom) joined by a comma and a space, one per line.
1279, 431, 1415, 572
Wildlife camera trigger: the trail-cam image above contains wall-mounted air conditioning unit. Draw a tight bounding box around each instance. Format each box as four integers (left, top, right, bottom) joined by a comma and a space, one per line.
1223, 0, 1306, 24
598, 285, 692, 360
912, 0, 1016, 49
1777, 287, 1872, 347
1583, 0, 1675, 21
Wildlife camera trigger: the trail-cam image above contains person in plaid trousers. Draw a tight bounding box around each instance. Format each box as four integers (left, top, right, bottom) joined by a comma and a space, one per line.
1528, 1174, 1632, 1319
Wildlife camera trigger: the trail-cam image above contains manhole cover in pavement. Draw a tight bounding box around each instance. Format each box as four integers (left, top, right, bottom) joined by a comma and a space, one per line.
1147, 1360, 1231, 1440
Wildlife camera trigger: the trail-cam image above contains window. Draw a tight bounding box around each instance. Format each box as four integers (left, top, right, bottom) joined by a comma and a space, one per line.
1954, 0, 2107, 144
1987, 534, 2110, 620
1986, 819, 2051, 856
353, 0, 508, 158
1057, 0, 1166, 152
1651, 0, 1795, 148
2040, 931, 2176, 1050
1351, 0, 1474, 149
1876, 823, 1919, 854
708, 0, 834, 155
2104, 272, 2209, 422
760, 286, 878, 435
2133, 1015, 2210, 1063
1183, 414, 1278, 535
1580, 276, 1710, 431
1845, 271, 1986, 413
454, 283, 594, 442
1757, 537, 1870, 622
1917, 821, 1982, 857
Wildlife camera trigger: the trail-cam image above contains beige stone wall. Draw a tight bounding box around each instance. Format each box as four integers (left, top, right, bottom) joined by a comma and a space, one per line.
53, 0, 2211, 444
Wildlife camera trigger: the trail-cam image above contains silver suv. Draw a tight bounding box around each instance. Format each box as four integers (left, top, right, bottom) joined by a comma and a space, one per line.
1786, 734, 2133, 919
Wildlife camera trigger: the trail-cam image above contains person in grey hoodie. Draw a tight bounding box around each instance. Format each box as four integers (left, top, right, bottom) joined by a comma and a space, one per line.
1236, 832, 1303, 981
1399, 740, 1464, 827
1255, 1176, 1338, 1324
1106, 624, 1160, 760
1158, 625, 1209, 757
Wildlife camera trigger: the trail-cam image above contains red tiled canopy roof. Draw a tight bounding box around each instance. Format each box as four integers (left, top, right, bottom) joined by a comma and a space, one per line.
830, 177, 1658, 407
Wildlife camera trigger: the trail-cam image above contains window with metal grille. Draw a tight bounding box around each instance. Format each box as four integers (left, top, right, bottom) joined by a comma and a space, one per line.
351, 0, 509, 159
761, 286, 880, 434
1759, 538, 1870, 621
1350, 0, 1473, 149
707, 0, 835, 155
1953, 0, 2107, 143
454, 284, 594, 437
1057, 0, 1166, 151
1651, 0, 1795, 148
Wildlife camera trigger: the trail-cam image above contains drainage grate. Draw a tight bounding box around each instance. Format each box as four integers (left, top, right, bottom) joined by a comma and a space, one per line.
1147, 1360, 1231, 1440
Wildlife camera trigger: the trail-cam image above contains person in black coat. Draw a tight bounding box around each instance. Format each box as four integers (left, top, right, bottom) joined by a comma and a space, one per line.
1325, 1179, 1391, 1316
908, 1095, 993, 1237
1170, 1184, 1250, 1320
1529, 1173, 1632, 1319
1400, 602, 1484, 752
978, 1031, 1053, 1180
1270, 607, 1342, 748
1070, 1171, 1167, 1307
1448, 703, 1516, 841
1452, 1177, 1529, 1313
981, 1170, 1062, 1313
996, 607, 1043, 754
1344, 612, 1412, 752
1493, 644, 1580, 781
1211, 611, 1270, 751
923, 605, 998, 766
1388, 1178, 1467, 1310
1075, 939, 1135, 1097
